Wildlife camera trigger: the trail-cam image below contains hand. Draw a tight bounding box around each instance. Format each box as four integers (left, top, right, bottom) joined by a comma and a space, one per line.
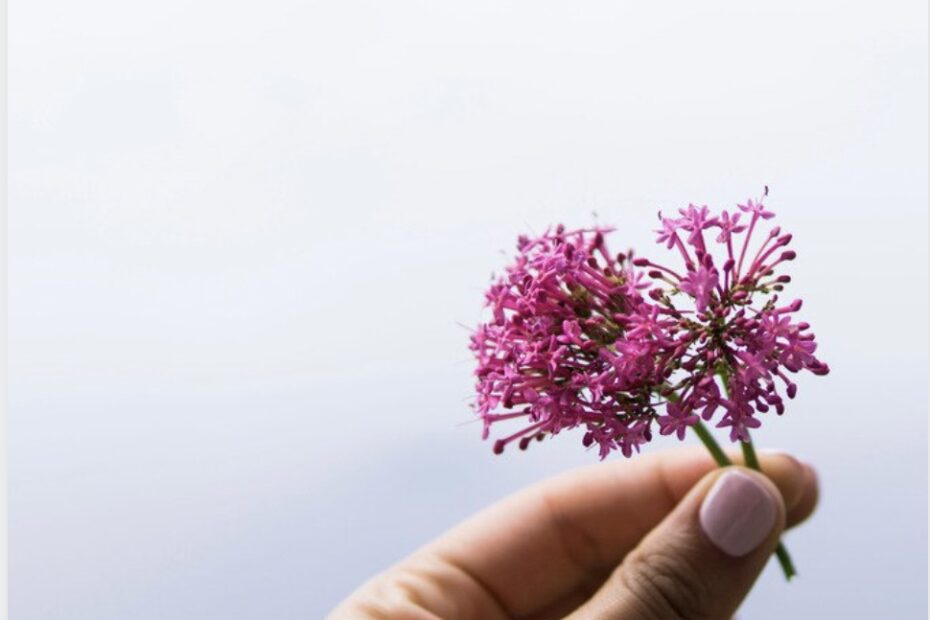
328, 446, 819, 619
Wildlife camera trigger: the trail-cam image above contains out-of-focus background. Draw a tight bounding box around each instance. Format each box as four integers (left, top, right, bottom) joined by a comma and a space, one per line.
8, 1, 928, 618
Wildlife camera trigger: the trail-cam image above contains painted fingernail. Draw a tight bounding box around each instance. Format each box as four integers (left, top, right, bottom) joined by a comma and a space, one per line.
699, 470, 779, 557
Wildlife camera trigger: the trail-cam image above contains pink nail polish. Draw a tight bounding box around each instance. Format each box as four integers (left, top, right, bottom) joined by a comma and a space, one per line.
699, 470, 778, 557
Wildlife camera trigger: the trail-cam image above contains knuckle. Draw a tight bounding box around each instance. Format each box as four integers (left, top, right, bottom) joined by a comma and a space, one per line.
618, 544, 712, 620
335, 568, 440, 620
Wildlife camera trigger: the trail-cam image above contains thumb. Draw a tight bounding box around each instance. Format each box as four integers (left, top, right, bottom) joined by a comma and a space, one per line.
568, 466, 786, 620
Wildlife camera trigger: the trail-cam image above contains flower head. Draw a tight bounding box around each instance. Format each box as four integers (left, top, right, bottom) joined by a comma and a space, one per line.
471, 193, 828, 458
470, 225, 678, 458
642, 191, 829, 443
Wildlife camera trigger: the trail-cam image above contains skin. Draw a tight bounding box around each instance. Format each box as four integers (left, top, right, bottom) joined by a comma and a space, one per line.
328, 446, 819, 620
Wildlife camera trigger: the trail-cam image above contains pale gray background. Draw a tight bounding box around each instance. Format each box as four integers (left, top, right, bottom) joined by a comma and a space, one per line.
8, 1, 928, 618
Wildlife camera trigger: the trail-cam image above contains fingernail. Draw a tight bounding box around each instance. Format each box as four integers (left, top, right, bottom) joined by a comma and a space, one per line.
699, 470, 778, 557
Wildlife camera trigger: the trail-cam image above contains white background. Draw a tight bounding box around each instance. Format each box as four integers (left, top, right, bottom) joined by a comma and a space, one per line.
8, 1, 928, 618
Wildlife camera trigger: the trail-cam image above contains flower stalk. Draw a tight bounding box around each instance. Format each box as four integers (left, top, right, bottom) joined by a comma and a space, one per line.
713, 362, 796, 580
691, 421, 796, 580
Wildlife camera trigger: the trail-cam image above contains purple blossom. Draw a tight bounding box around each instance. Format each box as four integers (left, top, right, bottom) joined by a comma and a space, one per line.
737, 198, 775, 220
678, 265, 720, 314
471, 193, 828, 459
470, 226, 678, 458
678, 204, 718, 249
657, 401, 699, 440
715, 209, 747, 244
655, 213, 684, 249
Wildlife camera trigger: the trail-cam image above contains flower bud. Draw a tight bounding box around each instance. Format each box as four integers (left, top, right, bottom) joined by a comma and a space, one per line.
812, 363, 830, 376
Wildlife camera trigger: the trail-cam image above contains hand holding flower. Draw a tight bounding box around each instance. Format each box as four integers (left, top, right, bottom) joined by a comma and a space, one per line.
329, 448, 819, 619
470, 191, 828, 579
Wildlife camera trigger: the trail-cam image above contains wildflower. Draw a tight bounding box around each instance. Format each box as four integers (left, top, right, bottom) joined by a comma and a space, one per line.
678, 204, 718, 251
678, 264, 719, 314
641, 191, 829, 443
469, 195, 825, 581
470, 226, 679, 458
655, 213, 684, 249
657, 400, 699, 440
470, 192, 828, 459
715, 209, 746, 244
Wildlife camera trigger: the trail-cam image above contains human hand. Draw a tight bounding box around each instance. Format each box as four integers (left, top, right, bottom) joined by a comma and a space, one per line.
328, 447, 818, 619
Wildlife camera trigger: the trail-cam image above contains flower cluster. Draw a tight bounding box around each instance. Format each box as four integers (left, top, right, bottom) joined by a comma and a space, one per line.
470, 191, 828, 458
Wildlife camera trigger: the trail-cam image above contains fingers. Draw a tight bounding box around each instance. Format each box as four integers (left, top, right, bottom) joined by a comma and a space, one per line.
391, 448, 813, 617
566, 466, 786, 620
432, 448, 813, 616
787, 460, 819, 527
326, 447, 818, 620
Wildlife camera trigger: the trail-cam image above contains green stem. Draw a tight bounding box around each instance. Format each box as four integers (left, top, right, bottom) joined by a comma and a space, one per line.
666, 380, 798, 580
691, 420, 796, 581
720, 364, 795, 579
692, 420, 731, 467
740, 435, 797, 580
739, 436, 761, 471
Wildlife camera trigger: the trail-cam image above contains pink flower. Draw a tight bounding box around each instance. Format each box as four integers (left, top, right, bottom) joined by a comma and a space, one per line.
678, 204, 718, 249
737, 198, 775, 220
471, 191, 828, 458
715, 209, 747, 244
641, 191, 828, 441
657, 401, 699, 440
470, 226, 679, 458
678, 265, 720, 314
655, 213, 684, 249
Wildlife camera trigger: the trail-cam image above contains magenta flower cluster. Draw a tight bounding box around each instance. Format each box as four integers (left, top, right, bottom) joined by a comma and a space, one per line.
470, 192, 828, 458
